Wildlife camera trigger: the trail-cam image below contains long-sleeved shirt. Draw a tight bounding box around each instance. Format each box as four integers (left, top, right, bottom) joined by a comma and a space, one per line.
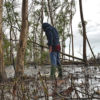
42, 23, 60, 48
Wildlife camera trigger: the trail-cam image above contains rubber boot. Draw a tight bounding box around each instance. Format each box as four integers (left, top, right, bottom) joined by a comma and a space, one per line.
50, 66, 56, 79
57, 65, 62, 79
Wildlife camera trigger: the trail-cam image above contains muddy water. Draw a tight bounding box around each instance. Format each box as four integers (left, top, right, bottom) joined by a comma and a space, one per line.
5, 65, 100, 99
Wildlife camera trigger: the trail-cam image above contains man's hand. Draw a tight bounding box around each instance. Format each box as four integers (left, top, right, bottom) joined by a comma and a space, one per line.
49, 46, 52, 53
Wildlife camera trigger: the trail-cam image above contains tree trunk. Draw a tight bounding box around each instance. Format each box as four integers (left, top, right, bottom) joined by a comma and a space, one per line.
40, 0, 44, 64
69, 36, 71, 61
62, 32, 65, 62
86, 36, 96, 60
0, 0, 7, 81
70, 0, 74, 61
71, 26, 74, 61
62, 20, 66, 62
10, 26, 13, 64
15, 0, 28, 77
79, 0, 87, 63
79, 0, 89, 97
47, 0, 54, 26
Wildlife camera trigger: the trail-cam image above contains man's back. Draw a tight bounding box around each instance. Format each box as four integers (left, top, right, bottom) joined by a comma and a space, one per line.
42, 23, 60, 47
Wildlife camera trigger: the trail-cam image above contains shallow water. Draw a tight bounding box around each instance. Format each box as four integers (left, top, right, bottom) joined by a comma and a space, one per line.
4, 65, 100, 99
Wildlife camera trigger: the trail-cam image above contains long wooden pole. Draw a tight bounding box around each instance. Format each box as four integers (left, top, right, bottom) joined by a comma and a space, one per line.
28, 37, 83, 61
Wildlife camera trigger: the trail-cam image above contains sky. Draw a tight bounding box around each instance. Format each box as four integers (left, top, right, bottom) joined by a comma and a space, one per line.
65, 0, 100, 59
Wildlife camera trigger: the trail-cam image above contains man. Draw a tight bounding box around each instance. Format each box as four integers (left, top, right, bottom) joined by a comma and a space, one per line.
42, 23, 62, 79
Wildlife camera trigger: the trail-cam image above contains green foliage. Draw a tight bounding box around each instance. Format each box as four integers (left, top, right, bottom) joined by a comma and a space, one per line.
52, 0, 61, 10
14, 12, 19, 16
78, 21, 87, 36
41, 51, 50, 64
24, 39, 33, 64
55, 0, 75, 40
34, 0, 40, 5
44, 3, 48, 16
4, 2, 13, 10
3, 34, 11, 65
2, 0, 76, 66
3, 0, 20, 30
3, 34, 10, 49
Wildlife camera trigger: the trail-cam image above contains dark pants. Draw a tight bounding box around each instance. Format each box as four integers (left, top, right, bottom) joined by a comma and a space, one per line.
50, 51, 60, 67
50, 51, 62, 78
